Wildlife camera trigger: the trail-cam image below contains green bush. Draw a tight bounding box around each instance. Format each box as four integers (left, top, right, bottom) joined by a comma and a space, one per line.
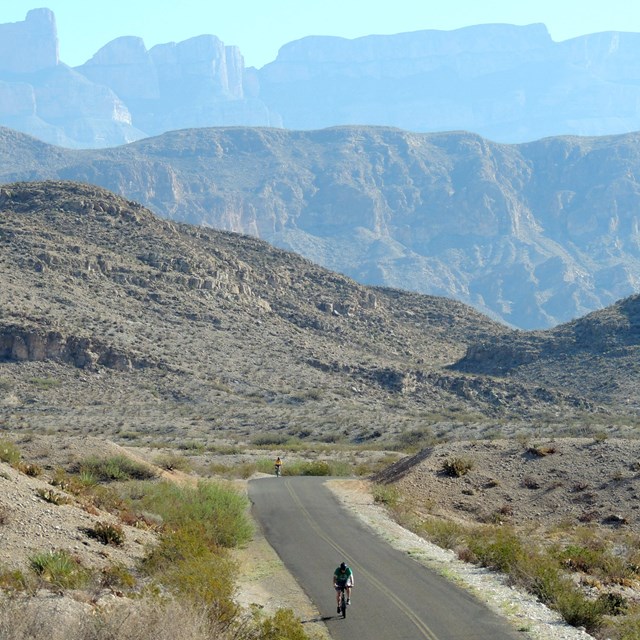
511, 551, 566, 605
254, 608, 310, 640
555, 543, 634, 583
29, 550, 91, 590
154, 452, 192, 472
79, 455, 157, 482
555, 588, 606, 632
252, 434, 291, 446
292, 460, 331, 476
465, 526, 524, 573
420, 519, 465, 549
0, 567, 31, 592
142, 524, 238, 623
138, 480, 252, 549
99, 563, 137, 589
0, 439, 20, 466
602, 609, 640, 640
255, 458, 277, 475
372, 483, 400, 507
394, 427, 438, 451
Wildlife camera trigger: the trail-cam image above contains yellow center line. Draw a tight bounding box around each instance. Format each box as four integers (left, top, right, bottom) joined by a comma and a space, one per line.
284, 479, 440, 640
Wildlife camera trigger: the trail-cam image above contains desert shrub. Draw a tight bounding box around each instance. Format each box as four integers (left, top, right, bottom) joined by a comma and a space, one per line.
252, 434, 291, 447
0, 439, 20, 466
555, 543, 607, 574
285, 460, 331, 476
522, 475, 541, 489
395, 426, 437, 451
79, 455, 157, 482
77, 470, 99, 487
142, 525, 238, 623
177, 440, 205, 453
0, 505, 9, 525
555, 587, 606, 632
27, 377, 59, 389
465, 526, 523, 573
527, 444, 556, 457
597, 592, 628, 616
601, 608, 640, 640
29, 550, 91, 590
372, 483, 400, 507
441, 456, 474, 477
36, 487, 70, 505
0, 567, 31, 592
261, 459, 345, 477
85, 521, 125, 546
208, 460, 261, 479
511, 550, 566, 604
255, 458, 277, 475
99, 562, 137, 589
233, 461, 261, 478
18, 463, 42, 477
0, 595, 222, 640
84, 484, 129, 514
137, 480, 252, 549
154, 452, 192, 472
553, 535, 637, 584
419, 519, 465, 549
253, 608, 309, 640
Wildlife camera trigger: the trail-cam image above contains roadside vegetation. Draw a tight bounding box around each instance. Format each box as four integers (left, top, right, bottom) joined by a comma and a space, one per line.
374, 481, 640, 639
0, 444, 319, 640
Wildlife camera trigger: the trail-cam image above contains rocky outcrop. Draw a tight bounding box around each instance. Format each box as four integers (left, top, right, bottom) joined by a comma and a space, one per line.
0, 11, 145, 148
0, 12, 278, 148
79, 34, 279, 135
0, 9, 58, 74
0, 324, 147, 371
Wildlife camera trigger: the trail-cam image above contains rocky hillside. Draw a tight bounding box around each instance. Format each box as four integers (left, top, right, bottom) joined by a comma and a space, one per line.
2, 181, 636, 448
454, 294, 640, 411
1, 126, 640, 329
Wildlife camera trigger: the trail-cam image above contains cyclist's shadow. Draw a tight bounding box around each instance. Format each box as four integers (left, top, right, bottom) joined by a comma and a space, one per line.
302, 615, 335, 623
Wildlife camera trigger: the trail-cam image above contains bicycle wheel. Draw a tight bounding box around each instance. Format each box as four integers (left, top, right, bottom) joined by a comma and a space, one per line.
340, 589, 347, 618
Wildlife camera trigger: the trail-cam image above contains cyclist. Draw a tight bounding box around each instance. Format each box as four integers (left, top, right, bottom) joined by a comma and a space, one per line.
274, 456, 283, 476
333, 561, 354, 612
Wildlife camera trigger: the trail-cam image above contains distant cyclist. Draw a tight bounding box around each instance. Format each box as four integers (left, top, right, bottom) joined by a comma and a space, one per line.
274, 456, 283, 477
333, 561, 354, 612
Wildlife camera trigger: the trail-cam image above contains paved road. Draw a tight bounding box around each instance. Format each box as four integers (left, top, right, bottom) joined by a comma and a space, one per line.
249, 476, 522, 640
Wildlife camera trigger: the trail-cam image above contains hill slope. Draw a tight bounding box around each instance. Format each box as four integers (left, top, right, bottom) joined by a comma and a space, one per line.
1, 126, 640, 329
3, 181, 635, 447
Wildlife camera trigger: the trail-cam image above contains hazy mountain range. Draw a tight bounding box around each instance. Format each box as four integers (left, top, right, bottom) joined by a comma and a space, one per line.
1, 125, 640, 330
3, 9, 640, 147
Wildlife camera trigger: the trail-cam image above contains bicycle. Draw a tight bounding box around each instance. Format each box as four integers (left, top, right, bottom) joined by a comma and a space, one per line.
336, 584, 348, 618
274, 464, 281, 477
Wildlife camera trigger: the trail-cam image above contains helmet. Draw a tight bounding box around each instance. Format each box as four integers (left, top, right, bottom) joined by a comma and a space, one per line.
339, 562, 347, 570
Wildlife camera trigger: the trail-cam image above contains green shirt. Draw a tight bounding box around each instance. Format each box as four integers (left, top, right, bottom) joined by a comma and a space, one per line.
334, 566, 352, 585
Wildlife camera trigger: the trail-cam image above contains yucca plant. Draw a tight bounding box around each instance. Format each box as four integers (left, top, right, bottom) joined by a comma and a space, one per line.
29, 550, 90, 589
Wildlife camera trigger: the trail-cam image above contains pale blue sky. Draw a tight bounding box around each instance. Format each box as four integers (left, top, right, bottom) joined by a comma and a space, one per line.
3, 0, 640, 69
